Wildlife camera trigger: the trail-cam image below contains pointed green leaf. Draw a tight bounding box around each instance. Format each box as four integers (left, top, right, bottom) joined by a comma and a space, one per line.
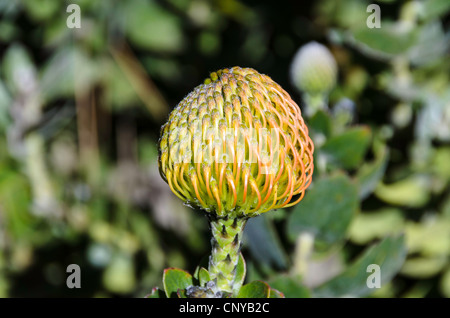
198, 267, 211, 287
314, 236, 407, 297
163, 268, 193, 298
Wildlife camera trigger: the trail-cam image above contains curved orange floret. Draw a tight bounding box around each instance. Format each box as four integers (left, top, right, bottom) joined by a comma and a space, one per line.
158, 67, 314, 218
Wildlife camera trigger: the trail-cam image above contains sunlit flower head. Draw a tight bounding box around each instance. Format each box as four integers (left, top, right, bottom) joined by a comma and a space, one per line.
159, 67, 314, 218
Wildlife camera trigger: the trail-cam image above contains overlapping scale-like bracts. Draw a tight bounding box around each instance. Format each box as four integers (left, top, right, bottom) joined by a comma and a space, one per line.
158, 67, 314, 218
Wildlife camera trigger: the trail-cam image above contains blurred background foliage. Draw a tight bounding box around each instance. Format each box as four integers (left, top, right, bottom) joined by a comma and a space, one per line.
0, 0, 448, 297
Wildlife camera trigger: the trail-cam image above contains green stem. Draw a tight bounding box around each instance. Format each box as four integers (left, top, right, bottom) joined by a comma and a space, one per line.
207, 214, 247, 294
304, 92, 328, 117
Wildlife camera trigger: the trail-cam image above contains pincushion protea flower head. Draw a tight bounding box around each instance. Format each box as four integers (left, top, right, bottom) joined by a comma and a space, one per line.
158, 67, 314, 218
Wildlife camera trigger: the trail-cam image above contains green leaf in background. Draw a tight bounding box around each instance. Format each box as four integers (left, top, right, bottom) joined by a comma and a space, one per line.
268, 275, 311, 298
374, 174, 431, 208
405, 218, 450, 256
40, 48, 77, 102
441, 267, 450, 298
0, 169, 34, 240
101, 58, 140, 110
0, 251, 7, 297
351, 22, 418, 57
309, 110, 332, 138
130, 214, 165, 273
349, 208, 405, 245
401, 256, 448, 279
442, 195, 450, 220
2, 43, 37, 95
320, 126, 371, 170
245, 213, 289, 270
287, 174, 359, 247
102, 253, 136, 294
21, 0, 60, 22
313, 236, 407, 297
124, 0, 184, 53
237, 280, 270, 298
0, 81, 11, 130
0, 20, 18, 43
407, 22, 448, 66
431, 147, 450, 181
163, 268, 194, 298
422, 0, 450, 21
355, 144, 389, 200
40, 46, 99, 98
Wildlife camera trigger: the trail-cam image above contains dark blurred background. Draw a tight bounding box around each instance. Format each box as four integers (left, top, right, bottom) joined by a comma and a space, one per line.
0, 0, 449, 297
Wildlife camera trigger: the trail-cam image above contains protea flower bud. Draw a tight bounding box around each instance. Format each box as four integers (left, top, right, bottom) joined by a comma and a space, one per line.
291, 42, 337, 96
158, 66, 314, 295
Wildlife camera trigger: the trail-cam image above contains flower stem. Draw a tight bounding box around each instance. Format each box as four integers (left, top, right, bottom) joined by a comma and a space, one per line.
207, 214, 248, 294
304, 92, 328, 117
293, 232, 315, 278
